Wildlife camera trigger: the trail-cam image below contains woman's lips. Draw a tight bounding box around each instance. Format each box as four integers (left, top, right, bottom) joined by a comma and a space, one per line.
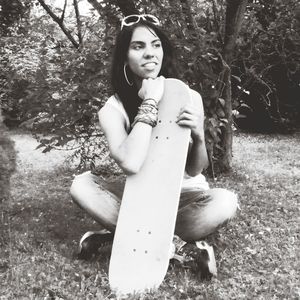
142, 62, 157, 70
142, 62, 157, 67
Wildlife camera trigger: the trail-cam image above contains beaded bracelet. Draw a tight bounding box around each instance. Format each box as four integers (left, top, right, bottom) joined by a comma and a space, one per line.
143, 98, 158, 107
132, 108, 157, 127
132, 114, 157, 128
131, 99, 159, 128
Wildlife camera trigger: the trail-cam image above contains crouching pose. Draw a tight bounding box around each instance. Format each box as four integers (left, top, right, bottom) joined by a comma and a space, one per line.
70, 15, 238, 265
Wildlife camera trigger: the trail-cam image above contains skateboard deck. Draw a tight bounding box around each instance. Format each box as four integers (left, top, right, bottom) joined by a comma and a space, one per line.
109, 78, 192, 295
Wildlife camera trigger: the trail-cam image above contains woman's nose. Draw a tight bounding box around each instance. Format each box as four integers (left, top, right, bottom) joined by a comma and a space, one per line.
143, 45, 154, 58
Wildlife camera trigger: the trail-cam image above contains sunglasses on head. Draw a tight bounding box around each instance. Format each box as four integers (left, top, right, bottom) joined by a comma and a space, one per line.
121, 14, 160, 30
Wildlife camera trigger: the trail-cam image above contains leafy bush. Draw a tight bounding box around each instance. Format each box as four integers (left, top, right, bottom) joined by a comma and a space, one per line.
232, 0, 300, 132
1, 9, 117, 170
0, 34, 37, 127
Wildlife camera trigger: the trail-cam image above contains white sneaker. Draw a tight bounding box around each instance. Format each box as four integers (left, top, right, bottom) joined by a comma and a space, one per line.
78, 229, 114, 260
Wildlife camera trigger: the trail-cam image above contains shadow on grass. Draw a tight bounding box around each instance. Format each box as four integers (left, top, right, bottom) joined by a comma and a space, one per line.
8, 167, 104, 258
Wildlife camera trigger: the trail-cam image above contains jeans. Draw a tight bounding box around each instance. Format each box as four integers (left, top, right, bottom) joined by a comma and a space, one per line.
70, 171, 238, 241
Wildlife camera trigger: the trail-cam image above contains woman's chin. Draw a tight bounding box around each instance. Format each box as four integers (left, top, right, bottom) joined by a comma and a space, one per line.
135, 70, 160, 81
142, 68, 160, 78
144, 71, 160, 79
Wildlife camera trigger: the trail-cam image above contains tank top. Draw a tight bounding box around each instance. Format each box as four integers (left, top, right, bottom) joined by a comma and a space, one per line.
105, 94, 131, 133
103, 94, 209, 190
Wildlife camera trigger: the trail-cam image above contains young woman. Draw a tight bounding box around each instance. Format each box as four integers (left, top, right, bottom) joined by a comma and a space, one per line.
70, 15, 238, 258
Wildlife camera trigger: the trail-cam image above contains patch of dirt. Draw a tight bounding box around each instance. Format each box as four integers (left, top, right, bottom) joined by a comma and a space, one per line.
10, 133, 74, 172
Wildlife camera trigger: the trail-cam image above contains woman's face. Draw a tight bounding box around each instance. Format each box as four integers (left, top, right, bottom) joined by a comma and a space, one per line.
126, 26, 164, 83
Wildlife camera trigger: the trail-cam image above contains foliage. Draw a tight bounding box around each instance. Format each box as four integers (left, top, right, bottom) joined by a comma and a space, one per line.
1, 2, 118, 170
0, 0, 31, 36
1, 0, 299, 172
0, 0, 244, 172
232, 0, 300, 132
0, 0, 32, 126
0, 32, 39, 126
2, 0, 228, 171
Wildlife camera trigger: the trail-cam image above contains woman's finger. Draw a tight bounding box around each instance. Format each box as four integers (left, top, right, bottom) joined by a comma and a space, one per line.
177, 111, 197, 122
179, 104, 198, 114
176, 119, 196, 128
177, 111, 191, 119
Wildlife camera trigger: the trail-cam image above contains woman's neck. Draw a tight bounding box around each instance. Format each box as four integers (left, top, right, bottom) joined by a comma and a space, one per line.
132, 75, 142, 91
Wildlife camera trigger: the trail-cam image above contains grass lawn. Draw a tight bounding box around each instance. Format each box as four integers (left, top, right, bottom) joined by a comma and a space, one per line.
1, 131, 299, 299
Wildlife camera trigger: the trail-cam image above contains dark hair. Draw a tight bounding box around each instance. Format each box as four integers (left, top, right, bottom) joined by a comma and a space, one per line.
111, 20, 178, 125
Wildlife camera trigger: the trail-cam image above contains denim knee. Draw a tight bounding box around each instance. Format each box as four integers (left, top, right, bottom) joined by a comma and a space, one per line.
175, 188, 238, 241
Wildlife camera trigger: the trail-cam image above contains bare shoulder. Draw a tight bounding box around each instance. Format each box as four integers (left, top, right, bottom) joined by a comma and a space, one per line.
98, 102, 111, 127
190, 89, 203, 104
98, 101, 110, 121
98, 99, 127, 134
189, 89, 204, 112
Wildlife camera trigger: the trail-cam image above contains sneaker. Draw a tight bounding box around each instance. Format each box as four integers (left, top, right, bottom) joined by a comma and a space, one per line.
169, 235, 187, 263
183, 241, 217, 280
78, 229, 114, 260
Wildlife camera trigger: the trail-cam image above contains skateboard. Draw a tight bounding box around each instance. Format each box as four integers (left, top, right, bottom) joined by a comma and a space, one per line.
109, 78, 192, 295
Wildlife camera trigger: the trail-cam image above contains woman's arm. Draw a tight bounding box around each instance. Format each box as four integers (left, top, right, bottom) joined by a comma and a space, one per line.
176, 90, 209, 176
99, 77, 164, 175
99, 106, 153, 175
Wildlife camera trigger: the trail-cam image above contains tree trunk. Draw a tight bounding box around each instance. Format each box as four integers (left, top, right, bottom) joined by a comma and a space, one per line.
223, 0, 248, 63
73, 0, 83, 46
37, 0, 80, 49
0, 109, 16, 283
220, 0, 248, 171
0, 110, 16, 202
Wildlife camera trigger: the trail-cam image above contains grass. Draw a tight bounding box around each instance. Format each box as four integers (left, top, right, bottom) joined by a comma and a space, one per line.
1, 131, 299, 299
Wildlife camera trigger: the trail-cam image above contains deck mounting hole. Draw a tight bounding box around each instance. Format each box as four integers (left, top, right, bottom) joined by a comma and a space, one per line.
133, 249, 136, 252
158, 120, 162, 123
166, 137, 169, 139
155, 136, 158, 139
145, 250, 148, 254
148, 231, 151, 234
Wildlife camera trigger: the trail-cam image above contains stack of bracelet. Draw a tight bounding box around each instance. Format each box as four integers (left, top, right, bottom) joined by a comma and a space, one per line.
131, 98, 158, 128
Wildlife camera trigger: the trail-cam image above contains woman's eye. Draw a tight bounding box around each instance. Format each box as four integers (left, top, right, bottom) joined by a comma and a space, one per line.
154, 43, 161, 48
132, 44, 142, 50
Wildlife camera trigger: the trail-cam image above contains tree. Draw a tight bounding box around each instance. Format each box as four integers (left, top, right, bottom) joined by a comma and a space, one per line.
36, 0, 82, 48
6, 0, 298, 175
220, 0, 248, 170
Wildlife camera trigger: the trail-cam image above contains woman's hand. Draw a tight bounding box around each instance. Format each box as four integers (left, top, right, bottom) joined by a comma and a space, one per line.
176, 104, 205, 142
138, 76, 165, 104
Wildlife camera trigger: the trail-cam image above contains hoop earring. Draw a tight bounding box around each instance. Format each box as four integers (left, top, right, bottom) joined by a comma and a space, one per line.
124, 64, 133, 86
